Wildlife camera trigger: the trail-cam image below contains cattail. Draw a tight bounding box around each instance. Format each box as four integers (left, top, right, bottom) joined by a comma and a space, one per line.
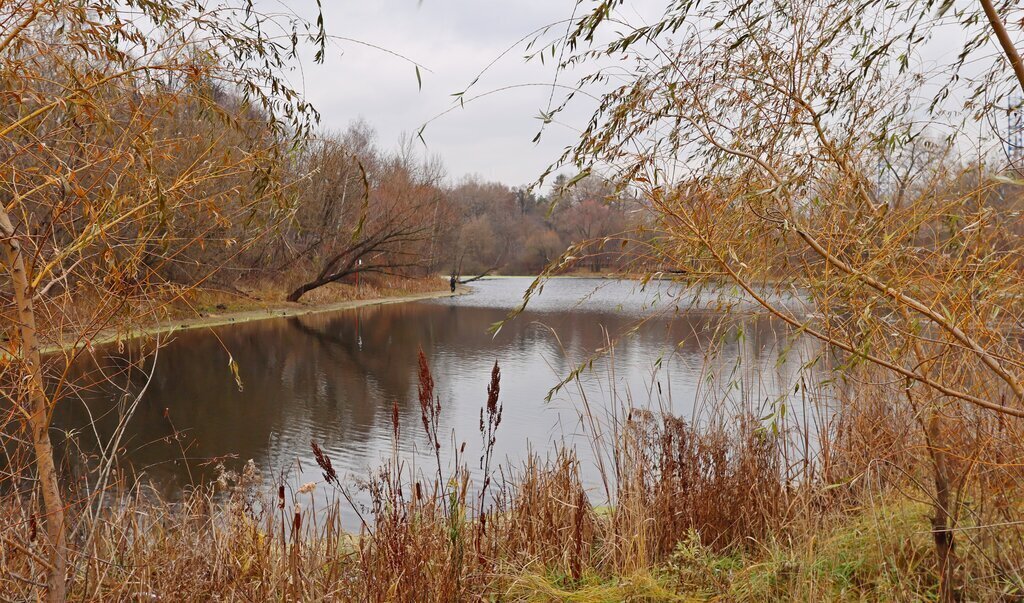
417, 349, 435, 437
478, 361, 503, 520
486, 361, 501, 423
311, 440, 338, 485
417, 349, 447, 494
391, 399, 400, 439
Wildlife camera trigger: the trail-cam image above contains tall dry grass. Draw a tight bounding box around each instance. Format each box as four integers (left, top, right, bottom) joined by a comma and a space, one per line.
3, 347, 1024, 600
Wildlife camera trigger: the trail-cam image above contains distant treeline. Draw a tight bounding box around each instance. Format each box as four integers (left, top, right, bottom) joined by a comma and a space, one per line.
265, 120, 642, 300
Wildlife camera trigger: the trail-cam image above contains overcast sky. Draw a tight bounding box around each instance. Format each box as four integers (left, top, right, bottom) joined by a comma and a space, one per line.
287, 1, 611, 188
277, 1, 1021, 187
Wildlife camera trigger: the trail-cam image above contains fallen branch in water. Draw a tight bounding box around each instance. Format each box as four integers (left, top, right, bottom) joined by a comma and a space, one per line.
458, 267, 498, 284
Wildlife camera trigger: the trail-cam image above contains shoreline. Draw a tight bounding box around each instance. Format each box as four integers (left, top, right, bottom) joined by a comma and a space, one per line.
41, 285, 471, 355
25, 273, 789, 356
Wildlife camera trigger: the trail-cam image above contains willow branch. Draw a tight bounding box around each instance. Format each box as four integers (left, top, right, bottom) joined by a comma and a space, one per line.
981, 0, 1024, 94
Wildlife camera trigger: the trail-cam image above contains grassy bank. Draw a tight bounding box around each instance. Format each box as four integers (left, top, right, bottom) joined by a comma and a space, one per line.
97, 276, 463, 343
0, 482, 947, 601
28, 275, 463, 355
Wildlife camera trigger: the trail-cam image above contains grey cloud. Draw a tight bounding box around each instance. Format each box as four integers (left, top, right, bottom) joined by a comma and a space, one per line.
287, 0, 589, 185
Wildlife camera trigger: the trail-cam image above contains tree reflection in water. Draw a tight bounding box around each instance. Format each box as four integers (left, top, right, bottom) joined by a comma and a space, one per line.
53, 278, 822, 516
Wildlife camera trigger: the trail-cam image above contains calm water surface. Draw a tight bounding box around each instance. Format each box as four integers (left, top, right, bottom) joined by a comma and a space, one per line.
56, 277, 819, 511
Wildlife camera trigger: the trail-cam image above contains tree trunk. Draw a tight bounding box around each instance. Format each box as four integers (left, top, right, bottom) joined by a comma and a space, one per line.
928, 411, 957, 603
902, 312, 958, 603
286, 282, 316, 303
457, 266, 497, 285
287, 271, 352, 302
0, 209, 67, 603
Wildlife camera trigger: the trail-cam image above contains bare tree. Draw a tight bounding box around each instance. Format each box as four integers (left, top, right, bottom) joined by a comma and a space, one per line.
286, 146, 446, 301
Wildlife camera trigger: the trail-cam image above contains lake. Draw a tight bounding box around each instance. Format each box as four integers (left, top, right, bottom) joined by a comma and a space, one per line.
55, 277, 821, 517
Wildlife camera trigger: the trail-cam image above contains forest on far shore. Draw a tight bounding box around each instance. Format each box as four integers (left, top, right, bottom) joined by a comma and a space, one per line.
271, 119, 639, 303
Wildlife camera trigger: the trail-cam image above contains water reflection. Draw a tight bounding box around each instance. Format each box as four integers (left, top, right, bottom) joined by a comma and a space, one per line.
54, 278, 820, 505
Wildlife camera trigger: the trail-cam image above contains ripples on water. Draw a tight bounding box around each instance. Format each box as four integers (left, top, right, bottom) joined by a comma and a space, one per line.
55, 277, 822, 519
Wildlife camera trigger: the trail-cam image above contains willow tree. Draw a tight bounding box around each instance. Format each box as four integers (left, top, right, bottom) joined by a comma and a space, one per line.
536, 0, 1024, 598
0, 2, 322, 600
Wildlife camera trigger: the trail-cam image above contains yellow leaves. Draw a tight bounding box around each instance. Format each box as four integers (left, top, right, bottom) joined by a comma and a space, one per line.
228, 354, 244, 392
